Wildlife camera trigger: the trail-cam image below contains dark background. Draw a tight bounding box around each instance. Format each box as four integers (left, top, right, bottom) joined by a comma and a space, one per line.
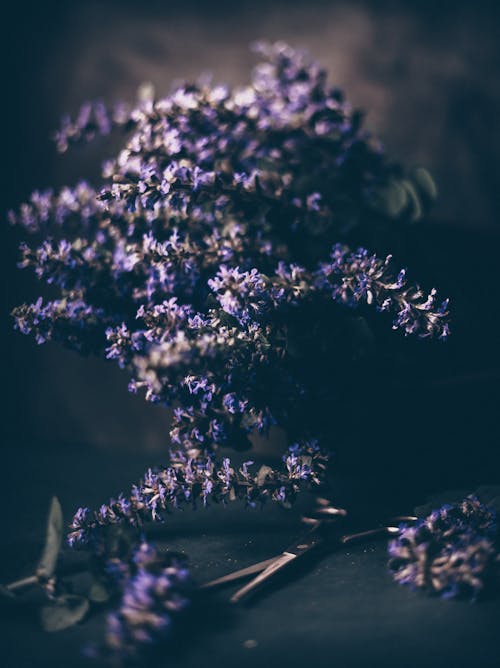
1, 3, 500, 665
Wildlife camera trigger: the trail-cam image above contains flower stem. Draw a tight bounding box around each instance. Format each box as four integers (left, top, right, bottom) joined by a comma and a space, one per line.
5, 574, 38, 591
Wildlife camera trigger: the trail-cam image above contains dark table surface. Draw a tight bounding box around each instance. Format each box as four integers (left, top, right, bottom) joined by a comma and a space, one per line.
1, 442, 499, 668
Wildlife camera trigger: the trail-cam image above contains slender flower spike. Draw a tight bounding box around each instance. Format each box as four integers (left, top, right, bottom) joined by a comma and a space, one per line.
68, 442, 328, 548
388, 496, 499, 599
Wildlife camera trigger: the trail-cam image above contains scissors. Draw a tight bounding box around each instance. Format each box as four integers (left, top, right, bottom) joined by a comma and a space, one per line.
200, 498, 417, 603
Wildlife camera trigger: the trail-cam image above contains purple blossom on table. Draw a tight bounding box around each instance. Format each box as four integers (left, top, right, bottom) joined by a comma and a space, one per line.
88, 540, 192, 661
388, 496, 499, 599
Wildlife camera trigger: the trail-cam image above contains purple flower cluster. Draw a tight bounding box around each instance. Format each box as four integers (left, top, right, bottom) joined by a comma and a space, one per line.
54, 100, 131, 154
11, 42, 449, 461
388, 496, 499, 599
68, 441, 327, 548
315, 244, 450, 339
96, 541, 192, 661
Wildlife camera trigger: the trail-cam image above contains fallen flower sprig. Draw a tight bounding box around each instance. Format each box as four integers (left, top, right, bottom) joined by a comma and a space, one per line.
388, 495, 500, 600
87, 540, 193, 662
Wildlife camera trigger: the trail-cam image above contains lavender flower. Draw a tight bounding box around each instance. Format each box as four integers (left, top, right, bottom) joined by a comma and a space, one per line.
315, 244, 449, 339
388, 496, 499, 599
68, 441, 328, 548
12, 42, 449, 463
54, 101, 132, 153
7, 42, 458, 661
90, 540, 192, 661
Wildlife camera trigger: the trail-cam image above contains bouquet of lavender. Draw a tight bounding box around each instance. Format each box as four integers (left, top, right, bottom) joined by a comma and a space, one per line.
10, 41, 448, 467
7, 41, 452, 658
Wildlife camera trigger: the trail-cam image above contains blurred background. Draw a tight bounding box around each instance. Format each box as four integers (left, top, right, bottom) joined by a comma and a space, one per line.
1, 1, 499, 483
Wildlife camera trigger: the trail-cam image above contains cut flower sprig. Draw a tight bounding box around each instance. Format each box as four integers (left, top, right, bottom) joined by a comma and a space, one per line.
68, 441, 328, 549
389, 495, 500, 600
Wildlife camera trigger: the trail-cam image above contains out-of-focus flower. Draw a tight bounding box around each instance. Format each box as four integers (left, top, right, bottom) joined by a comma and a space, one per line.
388, 496, 499, 599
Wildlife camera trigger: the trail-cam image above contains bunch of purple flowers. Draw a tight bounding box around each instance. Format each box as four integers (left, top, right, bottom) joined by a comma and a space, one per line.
10, 41, 449, 471
388, 496, 499, 599
87, 540, 193, 661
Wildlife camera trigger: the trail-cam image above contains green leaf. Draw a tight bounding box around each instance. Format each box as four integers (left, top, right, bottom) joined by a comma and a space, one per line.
400, 179, 422, 222
36, 497, 64, 580
40, 594, 89, 632
88, 579, 111, 604
411, 167, 438, 202
371, 181, 408, 219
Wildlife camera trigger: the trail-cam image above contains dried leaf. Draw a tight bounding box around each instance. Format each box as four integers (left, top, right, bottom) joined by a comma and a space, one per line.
36, 497, 63, 579
40, 594, 89, 632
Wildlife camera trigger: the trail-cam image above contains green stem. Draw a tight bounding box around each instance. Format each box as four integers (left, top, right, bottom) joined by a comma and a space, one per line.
5, 575, 38, 591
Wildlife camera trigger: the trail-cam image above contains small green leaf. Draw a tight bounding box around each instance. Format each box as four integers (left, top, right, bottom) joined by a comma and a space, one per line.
371, 181, 408, 218
40, 594, 89, 632
88, 579, 111, 604
37, 497, 64, 579
400, 179, 422, 222
411, 167, 438, 202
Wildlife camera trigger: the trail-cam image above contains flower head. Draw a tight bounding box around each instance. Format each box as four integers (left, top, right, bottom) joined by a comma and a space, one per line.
388, 496, 499, 599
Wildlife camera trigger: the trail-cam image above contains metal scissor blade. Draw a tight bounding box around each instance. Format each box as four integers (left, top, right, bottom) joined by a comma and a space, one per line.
199, 556, 278, 589
230, 552, 297, 603
230, 523, 326, 604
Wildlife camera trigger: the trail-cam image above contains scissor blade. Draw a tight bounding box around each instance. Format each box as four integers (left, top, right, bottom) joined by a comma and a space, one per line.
230, 551, 297, 603
230, 524, 327, 604
199, 556, 278, 589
